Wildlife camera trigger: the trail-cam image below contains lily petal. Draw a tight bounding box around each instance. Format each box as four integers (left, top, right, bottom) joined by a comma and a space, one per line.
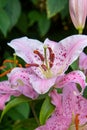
0, 81, 20, 110
79, 52, 87, 70
8, 67, 38, 98
44, 35, 87, 76
36, 115, 71, 130
7, 37, 43, 64
36, 90, 71, 130
0, 94, 10, 110
63, 84, 87, 125
49, 90, 62, 108
56, 70, 86, 91
29, 72, 57, 94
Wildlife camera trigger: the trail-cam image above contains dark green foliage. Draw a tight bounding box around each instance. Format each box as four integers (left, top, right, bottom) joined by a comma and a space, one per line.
0, 0, 87, 130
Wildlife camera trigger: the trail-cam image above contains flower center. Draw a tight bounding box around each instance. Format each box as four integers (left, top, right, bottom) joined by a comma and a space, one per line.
26, 46, 55, 78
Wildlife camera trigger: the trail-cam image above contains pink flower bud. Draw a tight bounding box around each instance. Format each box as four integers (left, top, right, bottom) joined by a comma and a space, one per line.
69, 0, 87, 33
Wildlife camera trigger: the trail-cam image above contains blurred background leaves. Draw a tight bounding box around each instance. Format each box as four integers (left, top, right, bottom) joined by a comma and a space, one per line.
0, 0, 87, 130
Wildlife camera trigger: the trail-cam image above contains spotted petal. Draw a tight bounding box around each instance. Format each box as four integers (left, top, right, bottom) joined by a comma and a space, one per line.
7, 37, 44, 64
79, 52, 87, 70
36, 90, 71, 130
8, 35, 87, 78
0, 81, 20, 110
36, 114, 71, 130
63, 84, 87, 126
44, 35, 87, 76
8, 67, 38, 98
56, 70, 86, 91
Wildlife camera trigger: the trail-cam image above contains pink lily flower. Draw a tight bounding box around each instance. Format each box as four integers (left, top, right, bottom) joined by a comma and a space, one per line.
0, 67, 38, 110
79, 52, 87, 76
36, 83, 87, 130
7, 67, 38, 98
55, 70, 86, 93
69, 0, 87, 33
8, 35, 87, 94
0, 81, 20, 110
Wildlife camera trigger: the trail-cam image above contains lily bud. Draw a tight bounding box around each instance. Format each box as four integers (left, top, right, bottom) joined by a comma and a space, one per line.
69, 0, 87, 34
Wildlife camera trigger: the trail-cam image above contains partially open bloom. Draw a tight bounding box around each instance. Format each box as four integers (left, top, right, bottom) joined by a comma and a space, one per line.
36, 84, 87, 130
69, 0, 87, 33
8, 35, 87, 94
79, 52, 87, 76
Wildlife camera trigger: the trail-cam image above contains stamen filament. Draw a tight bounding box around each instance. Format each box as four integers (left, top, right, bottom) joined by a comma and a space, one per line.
18, 64, 22, 67
75, 114, 79, 130
3, 59, 18, 65
0, 66, 6, 70
0, 69, 12, 77
13, 53, 17, 67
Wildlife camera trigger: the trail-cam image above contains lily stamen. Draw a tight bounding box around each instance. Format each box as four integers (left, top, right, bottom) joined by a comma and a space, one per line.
41, 64, 47, 71
75, 114, 80, 130
0, 69, 12, 77
25, 63, 39, 68
0, 58, 23, 77
34, 50, 44, 62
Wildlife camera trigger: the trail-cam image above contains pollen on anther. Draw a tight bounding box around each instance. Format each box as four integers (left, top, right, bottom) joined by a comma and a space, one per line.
25, 63, 39, 68
41, 64, 47, 71
33, 50, 44, 61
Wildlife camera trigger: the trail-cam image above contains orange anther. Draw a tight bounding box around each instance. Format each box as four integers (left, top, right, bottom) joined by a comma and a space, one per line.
0, 69, 12, 77
25, 63, 39, 68
41, 64, 47, 71
18, 64, 22, 68
3, 59, 14, 64
0, 66, 6, 70
34, 50, 44, 61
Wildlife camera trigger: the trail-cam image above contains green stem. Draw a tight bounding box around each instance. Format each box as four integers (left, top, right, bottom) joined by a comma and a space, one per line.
30, 102, 40, 126
13, 53, 17, 67
78, 28, 83, 34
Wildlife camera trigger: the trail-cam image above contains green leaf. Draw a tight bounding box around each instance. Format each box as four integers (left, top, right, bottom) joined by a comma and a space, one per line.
13, 118, 38, 130
39, 96, 55, 125
4, 0, 21, 29
38, 13, 51, 36
16, 13, 28, 33
30, 0, 39, 6
0, 95, 30, 121
0, 8, 10, 36
83, 86, 87, 99
7, 102, 30, 120
0, 0, 7, 8
28, 10, 40, 26
28, 11, 50, 36
70, 59, 79, 70
46, 0, 67, 18
60, 0, 69, 19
